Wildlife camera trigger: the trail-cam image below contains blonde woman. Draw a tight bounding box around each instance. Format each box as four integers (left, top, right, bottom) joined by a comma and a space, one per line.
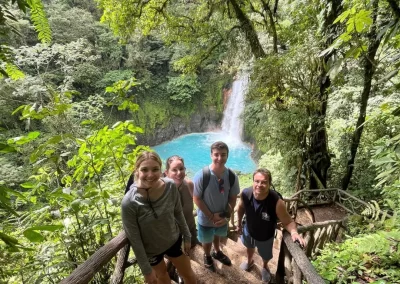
122, 151, 196, 284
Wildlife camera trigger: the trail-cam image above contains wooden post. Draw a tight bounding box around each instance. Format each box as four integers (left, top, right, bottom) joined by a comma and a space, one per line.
282, 232, 325, 284
312, 228, 321, 255
332, 223, 341, 242
292, 260, 302, 284
284, 244, 293, 283
276, 238, 287, 284
304, 231, 314, 258
110, 243, 130, 284
316, 227, 328, 251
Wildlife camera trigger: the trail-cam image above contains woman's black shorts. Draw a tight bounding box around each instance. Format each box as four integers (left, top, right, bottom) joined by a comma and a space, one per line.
148, 235, 183, 266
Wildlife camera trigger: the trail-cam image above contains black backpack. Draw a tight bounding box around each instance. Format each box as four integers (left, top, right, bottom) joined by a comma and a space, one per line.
125, 175, 134, 194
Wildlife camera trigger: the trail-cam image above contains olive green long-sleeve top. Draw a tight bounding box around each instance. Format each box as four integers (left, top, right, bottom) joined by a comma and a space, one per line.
121, 178, 191, 275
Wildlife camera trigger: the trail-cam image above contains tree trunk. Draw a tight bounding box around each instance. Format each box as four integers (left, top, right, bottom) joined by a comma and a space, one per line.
342, 0, 381, 190
265, 4, 278, 53
228, 0, 266, 58
309, 0, 342, 189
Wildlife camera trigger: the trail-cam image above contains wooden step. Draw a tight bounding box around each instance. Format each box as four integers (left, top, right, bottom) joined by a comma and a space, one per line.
190, 243, 261, 284
221, 230, 283, 276
190, 259, 228, 284
220, 240, 263, 281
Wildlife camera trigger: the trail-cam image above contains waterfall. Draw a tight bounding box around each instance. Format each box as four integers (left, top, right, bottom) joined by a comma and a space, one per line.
221, 76, 249, 143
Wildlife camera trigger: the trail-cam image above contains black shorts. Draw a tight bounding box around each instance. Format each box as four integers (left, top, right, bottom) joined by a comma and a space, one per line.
148, 235, 183, 266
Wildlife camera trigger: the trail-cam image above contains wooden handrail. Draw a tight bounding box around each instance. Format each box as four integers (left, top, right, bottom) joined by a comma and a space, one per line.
280, 231, 325, 284
290, 188, 340, 199
297, 219, 345, 234
60, 231, 129, 284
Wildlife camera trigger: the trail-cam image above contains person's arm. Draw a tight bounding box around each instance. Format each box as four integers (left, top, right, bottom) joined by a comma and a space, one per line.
121, 196, 153, 277
276, 199, 306, 247
193, 195, 215, 221
187, 180, 194, 198
193, 172, 215, 222
172, 183, 191, 251
228, 175, 240, 219
236, 193, 245, 233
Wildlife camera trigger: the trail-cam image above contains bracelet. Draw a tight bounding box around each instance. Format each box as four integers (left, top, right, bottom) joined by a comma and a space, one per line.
208, 213, 214, 220
291, 231, 298, 236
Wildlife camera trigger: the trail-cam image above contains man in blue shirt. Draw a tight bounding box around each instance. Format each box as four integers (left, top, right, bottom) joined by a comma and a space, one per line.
237, 168, 305, 282
193, 141, 240, 272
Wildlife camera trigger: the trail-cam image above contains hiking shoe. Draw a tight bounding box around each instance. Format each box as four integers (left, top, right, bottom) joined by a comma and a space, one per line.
211, 250, 232, 266
240, 260, 254, 271
203, 254, 215, 272
261, 268, 271, 282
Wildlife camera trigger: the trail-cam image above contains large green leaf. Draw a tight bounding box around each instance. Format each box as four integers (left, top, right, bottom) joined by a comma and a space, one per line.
0, 231, 19, 245
23, 230, 45, 243
28, 225, 64, 231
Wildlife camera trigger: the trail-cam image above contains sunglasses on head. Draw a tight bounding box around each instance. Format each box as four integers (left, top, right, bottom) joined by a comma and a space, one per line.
218, 178, 224, 194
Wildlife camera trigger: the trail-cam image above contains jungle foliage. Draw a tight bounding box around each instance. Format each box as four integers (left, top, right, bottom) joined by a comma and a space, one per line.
1, 0, 400, 283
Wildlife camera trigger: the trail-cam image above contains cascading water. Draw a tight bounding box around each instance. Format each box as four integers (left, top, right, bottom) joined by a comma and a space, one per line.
153, 74, 256, 175
221, 76, 249, 143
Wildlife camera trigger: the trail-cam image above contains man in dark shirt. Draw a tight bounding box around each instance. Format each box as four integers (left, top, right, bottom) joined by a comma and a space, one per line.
237, 168, 305, 282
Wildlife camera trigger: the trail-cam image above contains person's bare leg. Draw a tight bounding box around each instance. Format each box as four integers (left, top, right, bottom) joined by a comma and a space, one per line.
170, 254, 196, 284
151, 260, 171, 284
203, 242, 212, 256
213, 235, 220, 252
263, 260, 271, 270
247, 247, 255, 264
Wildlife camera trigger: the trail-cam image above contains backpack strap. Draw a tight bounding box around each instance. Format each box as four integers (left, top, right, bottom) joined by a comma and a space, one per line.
202, 166, 236, 199
202, 166, 210, 199
228, 169, 235, 188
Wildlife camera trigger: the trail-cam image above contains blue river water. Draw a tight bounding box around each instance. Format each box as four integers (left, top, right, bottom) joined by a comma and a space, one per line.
152, 132, 257, 177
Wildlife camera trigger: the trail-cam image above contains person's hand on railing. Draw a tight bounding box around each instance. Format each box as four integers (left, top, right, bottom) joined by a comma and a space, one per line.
144, 270, 157, 284
291, 231, 306, 248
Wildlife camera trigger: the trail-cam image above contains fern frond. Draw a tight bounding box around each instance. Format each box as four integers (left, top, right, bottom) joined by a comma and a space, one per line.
372, 200, 380, 221
5, 63, 25, 80
26, 0, 51, 43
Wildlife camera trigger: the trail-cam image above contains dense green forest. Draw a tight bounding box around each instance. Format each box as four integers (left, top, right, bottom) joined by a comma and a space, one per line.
1, 0, 399, 283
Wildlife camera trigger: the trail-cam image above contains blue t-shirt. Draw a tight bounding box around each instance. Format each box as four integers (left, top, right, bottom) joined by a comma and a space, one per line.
193, 166, 240, 227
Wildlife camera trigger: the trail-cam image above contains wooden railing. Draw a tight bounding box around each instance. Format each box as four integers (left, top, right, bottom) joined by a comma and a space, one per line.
61, 231, 131, 284
290, 188, 371, 216
276, 219, 345, 284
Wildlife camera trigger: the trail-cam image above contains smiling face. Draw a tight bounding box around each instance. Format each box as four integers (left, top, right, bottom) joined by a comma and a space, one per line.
165, 159, 186, 186
136, 159, 162, 188
211, 148, 228, 168
253, 172, 270, 196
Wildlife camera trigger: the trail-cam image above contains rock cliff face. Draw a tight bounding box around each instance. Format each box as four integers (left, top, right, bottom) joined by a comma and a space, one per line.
136, 105, 221, 146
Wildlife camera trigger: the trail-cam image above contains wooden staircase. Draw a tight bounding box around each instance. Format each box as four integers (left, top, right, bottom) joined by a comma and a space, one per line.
172, 229, 283, 283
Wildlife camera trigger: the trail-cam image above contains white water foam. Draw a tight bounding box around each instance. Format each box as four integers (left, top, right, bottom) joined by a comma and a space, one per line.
221, 76, 249, 146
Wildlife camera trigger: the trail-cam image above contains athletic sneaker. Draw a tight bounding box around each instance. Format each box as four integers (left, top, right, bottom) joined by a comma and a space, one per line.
261, 267, 271, 282
211, 250, 232, 266
203, 254, 216, 272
